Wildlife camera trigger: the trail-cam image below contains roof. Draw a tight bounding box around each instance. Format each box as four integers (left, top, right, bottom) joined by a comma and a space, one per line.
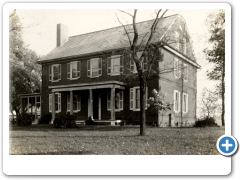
39, 14, 180, 63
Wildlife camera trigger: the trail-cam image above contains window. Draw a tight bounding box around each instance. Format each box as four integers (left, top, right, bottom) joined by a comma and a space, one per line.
130, 52, 148, 73
182, 38, 187, 54
182, 92, 188, 113
49, 93, 61, 113
183, 63, 188, 81
49, 64, 61, 82
175, 31, 180, 50
130, 87, 148, 111
107, 90, 124, 111
107, 55, 123, 75
67, 61, 81, 79
87, 58, 102, 77
173, 90, 180, 113
67, 93, 81, 112
174, 57, 182, 78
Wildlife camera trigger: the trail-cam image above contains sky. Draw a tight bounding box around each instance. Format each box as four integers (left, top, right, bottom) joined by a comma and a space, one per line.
15, 9, 220, 119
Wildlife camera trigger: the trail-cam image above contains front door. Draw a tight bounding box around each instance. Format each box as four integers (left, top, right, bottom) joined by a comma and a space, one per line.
93, 92, 98, 119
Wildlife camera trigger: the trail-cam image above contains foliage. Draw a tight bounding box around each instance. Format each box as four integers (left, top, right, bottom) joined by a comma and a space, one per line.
204, 10, 225, 126
194, 117, 219, 127
200, 88, 219, 119
16, 113, 33, 126
53, 114, 77, 128
38, 113, 52, 124
147, 89, 171, 126
85, 116, 95, 125
9, 10, 42, 119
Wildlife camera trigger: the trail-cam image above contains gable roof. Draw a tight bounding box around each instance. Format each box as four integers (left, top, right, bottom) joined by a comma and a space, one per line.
39, 14, 196, 63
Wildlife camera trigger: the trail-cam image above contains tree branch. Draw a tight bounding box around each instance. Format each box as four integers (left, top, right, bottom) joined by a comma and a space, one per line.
118, 10, 133, 17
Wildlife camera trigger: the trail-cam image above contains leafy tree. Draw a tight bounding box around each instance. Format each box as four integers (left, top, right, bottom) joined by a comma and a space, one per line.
204, 10, 225, 126
147, 89, 171, 127
9, 10, 42, 118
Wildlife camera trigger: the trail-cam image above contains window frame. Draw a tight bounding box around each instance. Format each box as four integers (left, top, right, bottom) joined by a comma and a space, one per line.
49, 93, 61, 113
183, 63, 188, 82
87, 58, 102, 78
67, 93, 81, 112
67, 61, 81, 80
129, 87, 148, 111
182, 92, 188, 113
175, 31, 180, 51
173, 90, 180, 113
107, 90, 124, 111
108, 55, 123, 76
130, 52, 148, 73
49, 64, 61, 82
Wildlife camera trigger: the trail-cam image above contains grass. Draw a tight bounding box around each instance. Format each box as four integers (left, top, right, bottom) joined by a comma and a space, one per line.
9, 124, 224, 155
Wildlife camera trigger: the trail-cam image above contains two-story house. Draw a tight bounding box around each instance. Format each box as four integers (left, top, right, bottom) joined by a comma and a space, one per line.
37, 14, 200, 127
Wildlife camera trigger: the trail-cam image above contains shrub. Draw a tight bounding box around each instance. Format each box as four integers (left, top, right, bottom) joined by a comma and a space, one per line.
53, 114, 77, 128
85, 116, 95, 125
194, 117, 219, 127
17, 113, 33, 126
38, 113, 52, 124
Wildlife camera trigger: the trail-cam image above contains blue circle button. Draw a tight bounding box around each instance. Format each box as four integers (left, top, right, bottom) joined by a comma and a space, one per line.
217, 135, 238, 156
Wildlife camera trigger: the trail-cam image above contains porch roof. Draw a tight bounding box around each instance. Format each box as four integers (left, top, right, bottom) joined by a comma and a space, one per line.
49, 80, 127, 92
19, 93, 42, 98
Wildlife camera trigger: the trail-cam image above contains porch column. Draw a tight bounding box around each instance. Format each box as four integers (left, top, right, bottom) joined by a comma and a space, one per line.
89, 89, 93, 118
51, 92, 55, 124
70, 91, 73, 115
110, 86, 115, 120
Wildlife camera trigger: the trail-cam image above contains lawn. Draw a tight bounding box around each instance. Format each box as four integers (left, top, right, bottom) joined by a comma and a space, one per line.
9, 125, 224, 155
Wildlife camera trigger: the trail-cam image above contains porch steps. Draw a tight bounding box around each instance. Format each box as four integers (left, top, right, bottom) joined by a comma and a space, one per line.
75, 120, 86, 126
75, 120, 124, 126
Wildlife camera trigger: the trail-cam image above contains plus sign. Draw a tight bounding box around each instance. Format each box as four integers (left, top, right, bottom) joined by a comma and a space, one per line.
222, 139, 233, 151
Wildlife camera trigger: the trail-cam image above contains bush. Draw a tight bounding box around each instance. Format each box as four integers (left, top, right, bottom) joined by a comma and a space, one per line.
53, 114, 77, 128
17, 113, 33, 126
85, 116, 95, 125
38, 113, 52, 124
194, 117, 219, 127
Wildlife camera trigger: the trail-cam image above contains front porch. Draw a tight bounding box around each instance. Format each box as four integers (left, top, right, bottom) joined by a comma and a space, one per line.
49, 81, 126, 125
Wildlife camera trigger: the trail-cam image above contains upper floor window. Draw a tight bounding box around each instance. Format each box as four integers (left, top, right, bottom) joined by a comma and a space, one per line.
183, 63, 188, 81
182, 92, 188, 113
107, 90, 124, 111
107, 55, 123, 75
173, 90, 180, 113
49, 64, 61, 82
130, 87, 148, 111
87, 58, 102, 78
67, 61, 81, 80
49, 93, 61, 113
130, 52, 147, 73
174, 57, 181, 78
67, 94, 81, 112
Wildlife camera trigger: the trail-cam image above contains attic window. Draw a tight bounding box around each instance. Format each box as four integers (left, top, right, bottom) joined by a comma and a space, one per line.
175, 31, 180, 50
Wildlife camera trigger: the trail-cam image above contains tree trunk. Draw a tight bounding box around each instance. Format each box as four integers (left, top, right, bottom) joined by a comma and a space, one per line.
140, 77, 146, 136
221, 66, 225, 126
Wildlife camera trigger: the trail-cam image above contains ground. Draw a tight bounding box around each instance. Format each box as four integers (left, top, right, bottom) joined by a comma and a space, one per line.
9, 125, 224, 155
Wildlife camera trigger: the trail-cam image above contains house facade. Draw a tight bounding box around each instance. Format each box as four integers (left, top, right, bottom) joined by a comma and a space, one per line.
38, 14, 200, 127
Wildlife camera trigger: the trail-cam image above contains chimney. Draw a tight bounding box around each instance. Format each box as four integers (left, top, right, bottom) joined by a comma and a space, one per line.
56, 24, 68, 47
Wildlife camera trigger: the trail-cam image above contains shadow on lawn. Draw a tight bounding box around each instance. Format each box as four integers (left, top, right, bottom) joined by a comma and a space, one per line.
10, 124, 140, 132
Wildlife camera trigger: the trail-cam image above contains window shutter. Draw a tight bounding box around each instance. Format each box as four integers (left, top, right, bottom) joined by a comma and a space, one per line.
58, 93, 61, 112
120, 91, 123, 110
178, 91, 180, 112
87, 60, 90, 77
67, 63, 70, 79
107, 57, 111, 75
178, 60, 182, 78
77, 94, 81, 111
120, 55, 123, 74
107, 93, 111, 110
174, 58, 178, 78
183, 38, 187, 54
130, 88, 134, 110
77, 61, 81, 78
175, 31, 180, 50
49, 94, 52, 112
58, 64, 61, 80
98, 58, 102, 76
67, 95, 70, 111
49, 66, 52, 81
184, 64, 188, 81
186, 94, 188, 113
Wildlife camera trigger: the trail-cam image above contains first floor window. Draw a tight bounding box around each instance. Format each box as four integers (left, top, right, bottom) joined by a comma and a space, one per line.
67, 93, 81, 112
107, 90, 124, 111
130, 87, 148, 111
182, 92, 188, 113
49, 93, 61, 112
173, 90, 180, 113
49, 64, 61, 82
67, 61, 81, 79
87, 58, 102, 77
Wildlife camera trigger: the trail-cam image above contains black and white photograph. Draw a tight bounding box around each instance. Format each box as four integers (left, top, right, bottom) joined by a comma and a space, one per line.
2, 2, 234, 176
